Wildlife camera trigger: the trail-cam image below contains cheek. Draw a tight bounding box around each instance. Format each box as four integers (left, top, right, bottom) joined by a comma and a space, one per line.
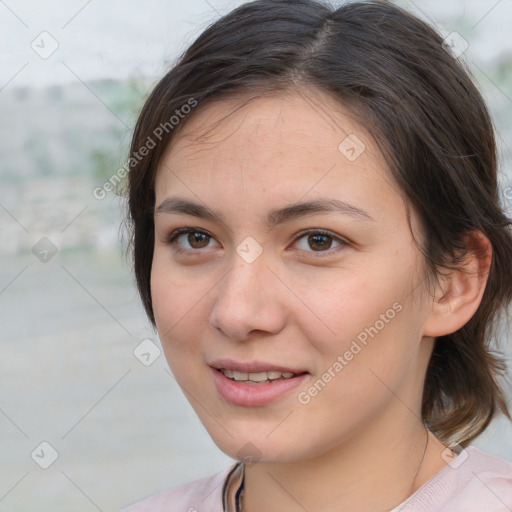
296, 308, 417, 438
150, 254, 207, 365
150, 251, 204, 326
293, 263, 408, 352
294, 260, 423, 409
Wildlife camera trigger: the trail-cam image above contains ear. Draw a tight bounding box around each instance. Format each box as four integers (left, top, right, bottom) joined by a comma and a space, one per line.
423, 231, 492, 337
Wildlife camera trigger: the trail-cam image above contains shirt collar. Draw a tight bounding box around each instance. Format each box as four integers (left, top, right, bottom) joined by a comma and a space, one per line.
222, 462, 245, 512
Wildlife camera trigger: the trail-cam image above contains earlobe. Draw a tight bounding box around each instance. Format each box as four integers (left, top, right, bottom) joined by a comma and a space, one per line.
423, 231, 492, 337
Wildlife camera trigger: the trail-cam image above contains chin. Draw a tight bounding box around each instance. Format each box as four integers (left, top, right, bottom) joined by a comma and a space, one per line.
207, 429, 308, 465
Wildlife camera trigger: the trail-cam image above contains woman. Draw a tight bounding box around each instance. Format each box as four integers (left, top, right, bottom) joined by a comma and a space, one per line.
120, 0, 512, 510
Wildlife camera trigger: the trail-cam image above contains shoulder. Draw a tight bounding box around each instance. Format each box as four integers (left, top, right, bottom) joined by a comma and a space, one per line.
117, 464, 236, 512
396, 446, 512, 512
448, 447, 512, 510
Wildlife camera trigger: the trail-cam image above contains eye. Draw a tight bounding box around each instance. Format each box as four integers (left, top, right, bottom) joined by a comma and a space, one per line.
165, 227, 349, 257
292, 229, 348, 257
165, 227, 219, 253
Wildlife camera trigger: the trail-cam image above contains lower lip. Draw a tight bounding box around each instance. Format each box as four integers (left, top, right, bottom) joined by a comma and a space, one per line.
211, 367, 309, 407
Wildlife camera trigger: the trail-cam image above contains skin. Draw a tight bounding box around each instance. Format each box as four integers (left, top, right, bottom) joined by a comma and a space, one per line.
151, 88, 492, 512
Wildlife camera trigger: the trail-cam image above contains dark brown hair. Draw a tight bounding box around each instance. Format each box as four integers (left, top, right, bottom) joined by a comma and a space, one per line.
126, 0, 512, 445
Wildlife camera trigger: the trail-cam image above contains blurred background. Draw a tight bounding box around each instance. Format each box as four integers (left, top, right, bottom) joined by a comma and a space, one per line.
1, 0, 511, 510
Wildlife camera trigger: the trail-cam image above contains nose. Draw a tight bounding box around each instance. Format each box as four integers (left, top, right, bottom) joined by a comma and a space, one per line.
209, 251, 287, 341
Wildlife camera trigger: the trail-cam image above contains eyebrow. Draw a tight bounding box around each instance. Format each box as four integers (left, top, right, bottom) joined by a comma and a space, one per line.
155, 196, 375, 229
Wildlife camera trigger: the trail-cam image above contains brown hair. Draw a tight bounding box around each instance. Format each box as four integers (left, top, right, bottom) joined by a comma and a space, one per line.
126, 0, 512, 446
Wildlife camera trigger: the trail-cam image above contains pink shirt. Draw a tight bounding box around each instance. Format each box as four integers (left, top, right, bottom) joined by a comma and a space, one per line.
119, 446, 512, 511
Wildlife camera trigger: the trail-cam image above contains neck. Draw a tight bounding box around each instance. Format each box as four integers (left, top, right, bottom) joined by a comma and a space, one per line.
242, 414, 449, 512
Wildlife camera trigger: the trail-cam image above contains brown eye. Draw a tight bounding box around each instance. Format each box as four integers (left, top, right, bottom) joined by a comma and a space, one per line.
186, 232, 210, 249
307, 233, 333, 251
293, 229, 348, 256
166, 228, 219, 253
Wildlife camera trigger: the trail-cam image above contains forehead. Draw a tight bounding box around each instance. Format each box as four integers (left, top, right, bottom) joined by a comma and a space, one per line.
165, 90, 368, 154
154, 88, 403, 223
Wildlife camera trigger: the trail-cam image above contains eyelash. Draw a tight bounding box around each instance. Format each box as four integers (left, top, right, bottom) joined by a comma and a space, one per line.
164, 227, 349, 258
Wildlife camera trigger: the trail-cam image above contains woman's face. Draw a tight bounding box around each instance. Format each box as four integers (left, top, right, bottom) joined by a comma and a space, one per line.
151, 89, 435, 463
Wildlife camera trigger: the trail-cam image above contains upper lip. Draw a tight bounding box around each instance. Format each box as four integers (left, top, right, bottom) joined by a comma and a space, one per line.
209, 358, 308, 374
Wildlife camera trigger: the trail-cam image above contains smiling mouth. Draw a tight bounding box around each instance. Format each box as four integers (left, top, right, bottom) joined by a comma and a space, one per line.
217, 368, 308, 385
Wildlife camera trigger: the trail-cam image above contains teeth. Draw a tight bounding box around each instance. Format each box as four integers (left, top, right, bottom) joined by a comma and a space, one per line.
220, 369, 298, 382
243, 371, 267, 382
222, 368, 235, 379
